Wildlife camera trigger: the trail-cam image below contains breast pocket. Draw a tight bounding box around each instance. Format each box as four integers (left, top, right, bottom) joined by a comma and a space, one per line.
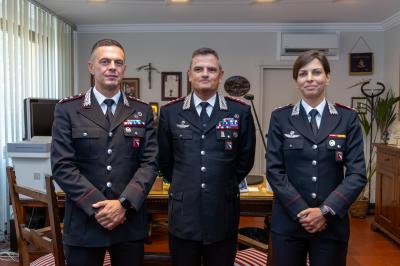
283, 138, 304, 150
72, 127, 100, 159
172, 129, 193, 140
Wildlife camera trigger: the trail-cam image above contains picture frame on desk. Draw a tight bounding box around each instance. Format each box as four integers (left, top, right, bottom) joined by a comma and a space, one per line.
121, 78, 140, 98
351, 97, 367, 114
149, 102, 159, 127
162, 72, 182, 101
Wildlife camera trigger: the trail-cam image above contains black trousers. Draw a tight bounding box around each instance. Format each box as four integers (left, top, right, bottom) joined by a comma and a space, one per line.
169, 233, 237, 266
272, 232, 348, 266
65, 239, 144, 266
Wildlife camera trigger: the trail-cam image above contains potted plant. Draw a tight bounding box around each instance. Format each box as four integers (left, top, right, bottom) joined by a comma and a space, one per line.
350, 89, 400, 218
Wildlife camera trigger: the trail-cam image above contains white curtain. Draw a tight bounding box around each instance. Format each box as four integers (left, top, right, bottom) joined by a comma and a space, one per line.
0, 0, 74, 239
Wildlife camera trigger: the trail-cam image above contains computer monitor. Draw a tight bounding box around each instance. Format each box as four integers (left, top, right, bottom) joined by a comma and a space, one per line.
24, 98, 59, 141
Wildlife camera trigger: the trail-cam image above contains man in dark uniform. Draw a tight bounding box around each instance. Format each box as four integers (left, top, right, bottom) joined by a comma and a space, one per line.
267, 50, 367, 266
51, 39, 157, 266
158, 47, 256, 266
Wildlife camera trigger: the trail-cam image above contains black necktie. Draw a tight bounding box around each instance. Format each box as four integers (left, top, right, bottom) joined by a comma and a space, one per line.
309, 109, 319, 136
199, 102, 210, 127
104, 99, 115, 128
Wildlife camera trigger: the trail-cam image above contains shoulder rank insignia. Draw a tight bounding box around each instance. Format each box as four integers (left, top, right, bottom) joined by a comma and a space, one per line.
59, 93, 84, 104
274, 103, 293, 111
127, 95, 148, 105
335, 102, 356, 112
225, 96, 247, 105
163, 96, 185, 107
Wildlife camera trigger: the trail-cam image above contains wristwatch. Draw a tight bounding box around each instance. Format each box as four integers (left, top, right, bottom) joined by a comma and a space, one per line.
319, 205, 334, 221
119, 197, 131, 210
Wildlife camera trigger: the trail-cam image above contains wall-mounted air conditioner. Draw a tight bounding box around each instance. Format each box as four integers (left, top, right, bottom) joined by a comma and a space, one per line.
279, 32, 340, 60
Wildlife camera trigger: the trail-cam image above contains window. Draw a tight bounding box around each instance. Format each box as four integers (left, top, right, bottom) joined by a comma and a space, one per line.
0, 0, 74, 239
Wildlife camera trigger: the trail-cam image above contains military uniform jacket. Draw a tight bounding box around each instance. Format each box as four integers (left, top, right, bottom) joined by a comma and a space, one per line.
158, 92, 256, 244
267, 100, 367, 242
51, 88, 158, 247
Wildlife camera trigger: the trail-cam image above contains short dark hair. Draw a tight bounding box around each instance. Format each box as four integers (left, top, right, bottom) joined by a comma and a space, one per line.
90, 39, 125, 57
190, 47, 221, 68
292, 50, 330, 80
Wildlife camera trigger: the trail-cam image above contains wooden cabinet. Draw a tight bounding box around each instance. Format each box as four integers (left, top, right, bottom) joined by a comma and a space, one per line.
372, 144, 400, 244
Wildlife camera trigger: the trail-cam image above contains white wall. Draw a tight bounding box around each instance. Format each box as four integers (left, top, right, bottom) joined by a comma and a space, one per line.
384, 24, 400, 95
77, 30, 385, 176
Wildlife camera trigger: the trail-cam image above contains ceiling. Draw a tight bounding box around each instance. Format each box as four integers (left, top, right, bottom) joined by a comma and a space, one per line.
35, 0, 400, 26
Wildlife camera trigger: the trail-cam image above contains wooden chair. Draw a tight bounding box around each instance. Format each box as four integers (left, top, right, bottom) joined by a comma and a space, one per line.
6, 166, 64, 266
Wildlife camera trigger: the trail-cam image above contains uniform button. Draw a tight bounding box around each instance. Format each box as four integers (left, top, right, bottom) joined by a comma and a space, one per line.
107, 165, 112, 171
106, 182, 112, 188
201, 135, 206, 139
312, 144, 317, 150
312, 176, 317, 182
134, 131, 138, 136
312, 160, 317, 166
289, 144, 293, 148
311, 193, 317, 199
107, 149, 112, 155
337, 145, 341, 149
179, 134, 183, 138
201, 150, 206, 155
201, 183, 206, 189
83, 132, 88, 137
201, 166, 206, 172
109, 132, 113, 137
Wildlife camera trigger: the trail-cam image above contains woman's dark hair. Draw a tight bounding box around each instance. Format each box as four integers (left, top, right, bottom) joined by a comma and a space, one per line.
292, 50, 330, 80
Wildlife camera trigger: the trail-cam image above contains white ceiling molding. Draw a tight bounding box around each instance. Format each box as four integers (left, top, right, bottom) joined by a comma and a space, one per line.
77, 22, 384, 33
381, 10, 400, 31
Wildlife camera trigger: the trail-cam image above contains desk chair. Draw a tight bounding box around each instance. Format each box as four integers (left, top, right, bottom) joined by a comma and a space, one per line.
235, 233, 269, 266
7, 167, 113, 266
7, 167, 64, 266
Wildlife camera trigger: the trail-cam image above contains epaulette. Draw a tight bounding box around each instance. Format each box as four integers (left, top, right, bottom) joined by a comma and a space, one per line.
274, 104, 293, 111
127, 95, 148, 105
335, 102, 356, 112
225, 96, 247, 105
59, 93, 84, 104
162, 96, 185, 107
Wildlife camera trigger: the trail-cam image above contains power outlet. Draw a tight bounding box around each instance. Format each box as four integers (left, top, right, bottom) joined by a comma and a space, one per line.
33, 172, 41, 180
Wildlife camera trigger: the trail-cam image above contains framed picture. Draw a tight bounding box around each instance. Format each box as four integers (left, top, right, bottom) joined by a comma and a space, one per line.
121, 78, 140, 98
162, 72, 182, 101
351, 97, 368, 114
349, 53, 373, 75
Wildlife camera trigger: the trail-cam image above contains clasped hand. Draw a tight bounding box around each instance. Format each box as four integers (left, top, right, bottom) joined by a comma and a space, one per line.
92, 200, 126, 230
297, 208, 327, 234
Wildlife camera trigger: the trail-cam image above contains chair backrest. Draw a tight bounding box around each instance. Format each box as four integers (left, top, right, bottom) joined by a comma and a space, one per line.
6, 166, 65, 266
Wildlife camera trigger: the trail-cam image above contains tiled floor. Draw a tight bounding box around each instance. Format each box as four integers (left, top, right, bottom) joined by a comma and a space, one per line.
1, 215, 399, 265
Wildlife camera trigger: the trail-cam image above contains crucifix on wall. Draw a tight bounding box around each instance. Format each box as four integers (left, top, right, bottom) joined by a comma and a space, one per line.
136, 63, 160, 90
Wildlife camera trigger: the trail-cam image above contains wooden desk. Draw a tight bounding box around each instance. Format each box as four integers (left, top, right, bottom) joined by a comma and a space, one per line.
147, 186, 273, 217
20, 183, 274, 265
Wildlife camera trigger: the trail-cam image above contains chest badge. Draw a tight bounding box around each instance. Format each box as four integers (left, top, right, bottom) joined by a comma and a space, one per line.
329, 140, 336, 147
284, 130, 300, 138
177, 120, 189, 129
225, 140, 233, 151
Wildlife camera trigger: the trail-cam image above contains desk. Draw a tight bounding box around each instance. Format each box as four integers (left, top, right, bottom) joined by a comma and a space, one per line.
147, 187, 273, 217
20, 184, 274, 265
